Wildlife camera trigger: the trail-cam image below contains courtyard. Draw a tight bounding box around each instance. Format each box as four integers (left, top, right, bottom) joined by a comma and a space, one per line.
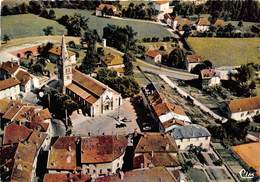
70, 99, 141, 136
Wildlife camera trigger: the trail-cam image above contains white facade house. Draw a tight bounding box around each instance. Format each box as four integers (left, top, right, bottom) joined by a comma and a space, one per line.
223, 96, 260, 121
153, 1, 170, 12
185, 54, 203, 72
0, 78, 20, 99
170, 124, 211, 150
196, 17, 210, 32
145, 49, 162, 63
200, 69, 221, 88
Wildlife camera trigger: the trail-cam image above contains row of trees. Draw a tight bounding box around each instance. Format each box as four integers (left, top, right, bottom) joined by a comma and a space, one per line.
174, 1, 260, 22
121, 2, 158, 20
1, 1, 102, 16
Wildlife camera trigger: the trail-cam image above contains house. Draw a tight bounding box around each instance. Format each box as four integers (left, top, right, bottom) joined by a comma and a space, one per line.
3, 123, 31, 145
200, 69, 221, 88
0, 144, 17, 181
47, 136, 79, 173
222, 96, 260, 121
133, 152, 180, 170
57, 35, 122, 117
164, 13, 174, 27
10, 131, 47, 182
96, 4, 117, 17
43, 173, 91, 182
134, 133, 179, 164
232, 142, 260, 176
145, 49, 162, 63
81, 135, 128, 177
103, 53, 125, 76
213, 19, 225, 27
196, 17, 210, 32
15, 69, 33, 92
142, 83, 191, 132
10, 45, 39, 59
0, 61, 19, 79
48, 46, 76, 65
153, 0, 170, 12
172, 16, 192, 32
0, 78, 20, 99
185, 54, 203, 72
95, 167, 179, 182
170, 124, 211, 150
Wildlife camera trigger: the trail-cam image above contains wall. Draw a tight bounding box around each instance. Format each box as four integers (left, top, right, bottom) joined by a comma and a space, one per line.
0, 84, 20, 99
82, 154, 125, 178
197, 25, 209, 32
175, 136, 211, 150
230, 109, 260, 121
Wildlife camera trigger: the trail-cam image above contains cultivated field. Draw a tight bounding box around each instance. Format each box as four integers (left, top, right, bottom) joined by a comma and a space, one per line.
1, 14, 67, 39
1, 9, 171, 40
188, 37, 260, 66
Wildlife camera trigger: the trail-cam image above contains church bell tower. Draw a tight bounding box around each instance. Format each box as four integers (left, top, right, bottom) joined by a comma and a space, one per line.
57, 35, 73, 93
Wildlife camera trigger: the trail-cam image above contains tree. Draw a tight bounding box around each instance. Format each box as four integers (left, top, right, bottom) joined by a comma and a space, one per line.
40, 9, 49, 18
3, 34, 10, 44
123, 53, 135, 75
48, 9, 56, 19
236, 64, 256, 83
238, 21, 243, 27
1, 5, 12, 16
38, 42, 54, 58
96, 68, 140, 98
167, 47, 185, 68
28, 1, 42, 15
43, 26, 54, 36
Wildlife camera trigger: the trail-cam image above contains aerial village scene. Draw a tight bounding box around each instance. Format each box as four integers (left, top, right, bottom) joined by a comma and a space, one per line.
0, 0, 260, 182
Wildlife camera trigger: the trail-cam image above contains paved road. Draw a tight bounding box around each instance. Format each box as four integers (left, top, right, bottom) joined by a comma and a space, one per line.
159, 75, 228, 123
106, 47, 198, 80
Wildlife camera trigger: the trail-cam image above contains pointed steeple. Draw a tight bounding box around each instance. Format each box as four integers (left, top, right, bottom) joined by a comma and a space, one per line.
61, 35, 69, 61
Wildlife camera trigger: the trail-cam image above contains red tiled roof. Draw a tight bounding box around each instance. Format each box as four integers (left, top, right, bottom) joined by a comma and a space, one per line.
154, 0, 169, 5
186, 54, 203, 63
43, 173, 91, 182
47, 136, 78, 171
0, 77, 20, 91
3, 123, 31, 145
15, 70, 32, 86
48, 46, 75, 57
200, 69, 217, 79
228, 96, 260, 113
96, 4, 117, 11
72, 69, 107, 97
0, 61, 19, 75
10, 45, 39, 58
81, 135, 128, 164
145, 49, 161, 58
197, 17, 210, 26
95, 167, 178, 182
214, 19, 225, 27
135, 133, 178, 153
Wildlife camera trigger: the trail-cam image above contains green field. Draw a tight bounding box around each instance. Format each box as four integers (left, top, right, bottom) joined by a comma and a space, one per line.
1, 14, 67, 39
188, 37, 260, 66
1, 9, 171, 40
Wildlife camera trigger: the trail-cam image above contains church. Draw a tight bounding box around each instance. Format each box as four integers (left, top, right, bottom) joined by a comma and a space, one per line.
57, 35, 122, 117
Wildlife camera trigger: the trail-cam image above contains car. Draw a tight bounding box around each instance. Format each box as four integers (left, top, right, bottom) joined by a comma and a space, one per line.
116, 122, 126, 128
143, 126, 151, 131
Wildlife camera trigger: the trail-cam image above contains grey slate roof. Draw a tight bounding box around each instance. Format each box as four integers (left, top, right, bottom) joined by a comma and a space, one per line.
171, 124, 211, 139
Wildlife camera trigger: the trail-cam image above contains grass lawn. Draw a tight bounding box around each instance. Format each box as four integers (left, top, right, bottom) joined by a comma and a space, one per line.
53, 8, 171, 40
46, 62, 56, 74
188, 37, 260, 66
1, 14, 67, 39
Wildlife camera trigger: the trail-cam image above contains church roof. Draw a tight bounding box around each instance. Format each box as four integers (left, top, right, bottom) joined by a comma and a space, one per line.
72, 69, 107, 97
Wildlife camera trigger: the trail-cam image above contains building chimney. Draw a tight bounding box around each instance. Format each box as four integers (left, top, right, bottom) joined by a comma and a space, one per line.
88, 132, 91, 136
165, 143, 169, 151
119, 171, 124, 180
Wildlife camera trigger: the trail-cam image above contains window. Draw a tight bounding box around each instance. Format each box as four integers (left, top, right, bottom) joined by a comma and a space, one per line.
180, 139, 183, 142
205, 137, 208, 140
107, 168, 111, 172
100, 169, 103, 174
241, 113, 244, 117
117, 163, 120, 167
178, 145, 180, 149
